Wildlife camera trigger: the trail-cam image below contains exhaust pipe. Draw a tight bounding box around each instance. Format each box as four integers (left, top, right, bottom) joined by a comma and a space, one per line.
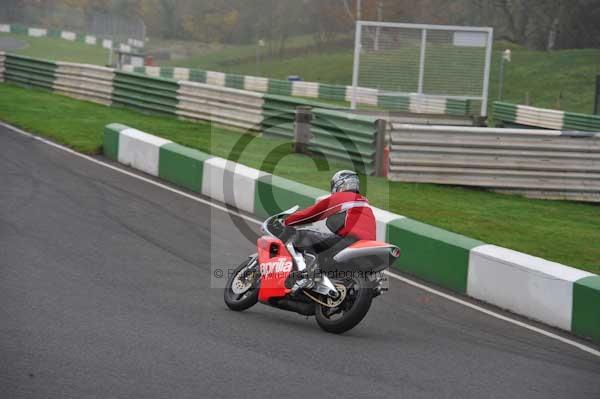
272, 298, 315, 316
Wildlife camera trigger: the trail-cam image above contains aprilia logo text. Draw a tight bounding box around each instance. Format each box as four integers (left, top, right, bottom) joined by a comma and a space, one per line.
260, 258, 292, 276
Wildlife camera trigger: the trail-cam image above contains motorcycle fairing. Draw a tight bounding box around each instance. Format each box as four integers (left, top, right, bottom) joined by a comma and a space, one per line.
257, 236, 294, 302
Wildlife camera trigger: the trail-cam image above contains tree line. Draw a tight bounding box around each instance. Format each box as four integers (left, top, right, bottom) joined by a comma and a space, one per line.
3, 0, 599, 50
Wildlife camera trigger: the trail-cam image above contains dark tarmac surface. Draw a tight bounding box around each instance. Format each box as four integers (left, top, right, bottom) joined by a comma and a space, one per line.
1, 125, 599, 399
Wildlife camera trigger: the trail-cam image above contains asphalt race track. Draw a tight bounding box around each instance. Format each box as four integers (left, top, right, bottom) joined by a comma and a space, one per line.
0, 38, 28, 51
1, 125, 599, 399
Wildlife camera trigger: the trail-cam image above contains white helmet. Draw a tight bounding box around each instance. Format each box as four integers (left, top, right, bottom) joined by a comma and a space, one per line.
330, 170, 360, 193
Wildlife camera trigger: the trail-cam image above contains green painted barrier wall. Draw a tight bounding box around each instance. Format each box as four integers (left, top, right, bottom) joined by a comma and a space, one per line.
103, 123, 127, 160
387, 218, 484, 294
572, 276, 600, 342
159, 143, 212, 193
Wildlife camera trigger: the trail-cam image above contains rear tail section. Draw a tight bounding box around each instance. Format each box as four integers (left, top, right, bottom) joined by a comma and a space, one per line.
332, 240, 400, 272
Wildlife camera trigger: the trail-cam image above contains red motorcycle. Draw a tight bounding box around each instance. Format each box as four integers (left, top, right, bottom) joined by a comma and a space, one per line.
224, 206, 400, 334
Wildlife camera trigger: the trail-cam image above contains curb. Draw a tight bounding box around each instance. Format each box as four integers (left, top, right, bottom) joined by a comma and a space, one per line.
104, 123, 600, 343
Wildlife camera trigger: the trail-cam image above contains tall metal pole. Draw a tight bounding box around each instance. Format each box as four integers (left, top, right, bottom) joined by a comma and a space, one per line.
374, 1, 382, 51
256, 46, 259, 76
356, 0, 362, 20
351, 22, 363, 110
256, 40, 265, 76
481, 28, 494, 117
498, 57, 505, 101
417, 29, 427, 94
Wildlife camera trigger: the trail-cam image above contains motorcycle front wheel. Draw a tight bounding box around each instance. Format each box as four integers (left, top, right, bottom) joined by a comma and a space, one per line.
315, 276, 373, 334
224, 258, 260, 311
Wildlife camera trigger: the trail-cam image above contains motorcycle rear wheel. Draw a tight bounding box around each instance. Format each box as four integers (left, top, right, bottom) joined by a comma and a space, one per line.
224, 258, 259, 311
315, 276, 373, 334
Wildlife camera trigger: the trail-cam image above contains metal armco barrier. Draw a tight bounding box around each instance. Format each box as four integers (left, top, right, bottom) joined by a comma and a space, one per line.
112, 71, 179, 115
176, 80, 264, 131
261, 95, 324, 140
3, 53, 57, 90
389, 124, 600, 202
54, 62, 115, 106
262, 95, 381, 175
494, 101, 600, 132
2, 53, 389, 174
311, 108, 380, 175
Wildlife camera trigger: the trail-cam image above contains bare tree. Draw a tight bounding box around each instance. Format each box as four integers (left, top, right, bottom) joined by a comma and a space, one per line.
468, 0, 599, 49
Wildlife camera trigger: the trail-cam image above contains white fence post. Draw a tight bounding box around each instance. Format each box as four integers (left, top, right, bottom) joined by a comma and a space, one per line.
351, 22, 363, 110
417, 29, 427, 95
481, 28, 494, 117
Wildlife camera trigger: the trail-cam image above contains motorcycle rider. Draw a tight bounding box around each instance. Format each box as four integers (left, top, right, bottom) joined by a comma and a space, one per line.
283, 170, 376, 272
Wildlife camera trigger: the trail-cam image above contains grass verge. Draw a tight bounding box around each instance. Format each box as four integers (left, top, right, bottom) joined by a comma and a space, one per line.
0, 82, 598, 273
151, 34, 350, 71
0, 32, 109, 65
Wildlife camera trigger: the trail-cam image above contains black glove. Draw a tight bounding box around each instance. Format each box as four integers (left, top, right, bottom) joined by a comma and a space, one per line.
279, 223, 296, 243
268, 218, 285, 237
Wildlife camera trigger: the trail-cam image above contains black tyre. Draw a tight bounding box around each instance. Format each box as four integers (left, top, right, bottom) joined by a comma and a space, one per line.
315, 277, 373, 334
224, 258, 260, 311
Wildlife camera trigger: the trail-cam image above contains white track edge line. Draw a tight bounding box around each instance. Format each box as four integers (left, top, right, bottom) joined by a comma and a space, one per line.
382, 271, 600, 357
2, 121, 599, 358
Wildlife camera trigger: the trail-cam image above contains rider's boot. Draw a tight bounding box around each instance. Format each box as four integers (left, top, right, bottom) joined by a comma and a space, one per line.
291, 252, 319, 292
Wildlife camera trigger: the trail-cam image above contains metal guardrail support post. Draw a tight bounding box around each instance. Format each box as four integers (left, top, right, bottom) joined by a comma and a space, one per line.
374, 119, 387, 177
293, 106, 313, 154
594, 75, 600, 115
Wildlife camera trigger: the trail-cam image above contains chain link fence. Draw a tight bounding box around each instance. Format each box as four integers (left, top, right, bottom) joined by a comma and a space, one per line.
352, 22, 493, 116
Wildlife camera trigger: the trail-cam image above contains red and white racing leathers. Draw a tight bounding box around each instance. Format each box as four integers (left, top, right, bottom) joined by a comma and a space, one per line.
284, 192, 376, 241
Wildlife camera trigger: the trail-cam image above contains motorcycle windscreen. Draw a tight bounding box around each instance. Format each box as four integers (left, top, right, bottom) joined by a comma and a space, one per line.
257, 237, 294, 302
